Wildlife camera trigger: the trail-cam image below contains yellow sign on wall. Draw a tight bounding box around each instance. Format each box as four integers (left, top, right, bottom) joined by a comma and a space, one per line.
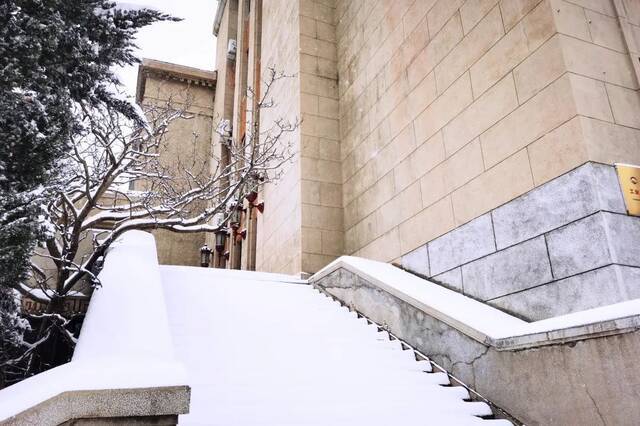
616, 163, 640, 216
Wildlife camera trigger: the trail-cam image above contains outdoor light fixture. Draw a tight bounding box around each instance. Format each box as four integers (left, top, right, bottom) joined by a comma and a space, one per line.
200, 244, 212, 267
245, 190, 258, 203
214, 229, 227, 253
230, 206, 242, 229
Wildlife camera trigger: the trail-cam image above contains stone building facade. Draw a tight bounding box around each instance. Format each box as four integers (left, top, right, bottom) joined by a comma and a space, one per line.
135, 59, 217, 266
203, 0, 640, 319
142, 0, 640, 318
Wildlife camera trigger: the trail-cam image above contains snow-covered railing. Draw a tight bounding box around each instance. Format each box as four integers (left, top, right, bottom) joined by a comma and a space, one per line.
311, 256, 640, 350
0, 231, 189, 425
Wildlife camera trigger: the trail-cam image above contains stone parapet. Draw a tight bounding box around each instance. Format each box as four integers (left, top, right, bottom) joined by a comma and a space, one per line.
311, 259, 640, 425
402, 162, 640, 320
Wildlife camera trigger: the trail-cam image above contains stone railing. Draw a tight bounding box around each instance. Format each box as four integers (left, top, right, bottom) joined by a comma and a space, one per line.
0, 231, 190, 425
311, 256, 640, 425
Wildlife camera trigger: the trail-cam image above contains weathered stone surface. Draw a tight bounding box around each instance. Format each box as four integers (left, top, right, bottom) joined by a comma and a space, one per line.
431, 267, 463, 292
490, 265, 640, 321
604, 212, 640, 267
462, 236, 552, 301
315, 266, 640, 426
492, 163, 626, 250
400, 244, 429, 277
2, 386, 190, 426
546, 212, 611, 279
428, 213, 495, 276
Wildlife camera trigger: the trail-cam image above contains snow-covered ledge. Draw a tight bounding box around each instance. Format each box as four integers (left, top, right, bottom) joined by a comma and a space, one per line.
311, 256, 640, 350
0, 231, 189, 425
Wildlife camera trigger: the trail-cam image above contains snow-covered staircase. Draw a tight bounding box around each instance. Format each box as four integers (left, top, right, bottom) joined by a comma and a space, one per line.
161, 266, 513, 426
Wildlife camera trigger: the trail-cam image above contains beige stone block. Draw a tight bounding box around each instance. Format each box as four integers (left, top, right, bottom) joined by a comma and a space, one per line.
319, 181, 342, 207
513, 35, 566, 103
396, 181, 424, 222
355, 212, 378, 247
420, 139, 485, 207
302, 226, 323, 253
481, 74, 576, 168
606, 83, 640, 128
408, 72, 438, 118
358, 172, 395, 218
301, 157, 342, 184
499, 0, 541, 31
470, 22, 529, 97
344, 226, 358, 254
560, 34, 638, 89
435, 6, 504, 93
460, 0, 500, 34
419, 160, 448, 208
413, 73, 473, 144
581, 116, 640, 166
566, 0, 615, 16
301, 92, 319, 114
318, 96, 339, 119
452, 149, 534, 225
402, 0, 437, 37
301, 253, 337, 274
376, 196, 402, 235
407, 13, 463, 89
401, 16, 431, 66
585, 9, 626, 52
393, 131, 446, 191
302, 204, 343, 231
319, 138, 340, 161
301, 73, 339, 99
314, 115, 341, 140
360, 228, 402, 263
316, 21, 337, 42
569, 73, 613, 122
321, 229, 343, 255
376, 122, 416, 177
317, 57, 338, 79
443, 73, 518, 156
301, 179, 322, 205
428, 0, 465, 37
398, 196, 455, 253
301, 15, 317, 37
387, 99, 413, 139
550, 0, 590, 41
527, 116, 588, 186
469, 0, 555, 97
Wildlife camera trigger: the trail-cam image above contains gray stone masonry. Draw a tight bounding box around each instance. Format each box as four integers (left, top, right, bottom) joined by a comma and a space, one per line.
400, 162, 640, 320
314, 267, 640, 426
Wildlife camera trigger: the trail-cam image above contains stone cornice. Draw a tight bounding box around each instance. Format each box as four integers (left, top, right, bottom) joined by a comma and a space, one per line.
136, 58, 217, 104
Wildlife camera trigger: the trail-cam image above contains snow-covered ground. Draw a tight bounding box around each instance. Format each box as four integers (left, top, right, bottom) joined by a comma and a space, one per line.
161, 265, 510, 426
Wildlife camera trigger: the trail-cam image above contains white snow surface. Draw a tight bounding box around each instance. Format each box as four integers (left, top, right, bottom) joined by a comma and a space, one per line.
161, 265, 510, 425
0, 231, 186, 420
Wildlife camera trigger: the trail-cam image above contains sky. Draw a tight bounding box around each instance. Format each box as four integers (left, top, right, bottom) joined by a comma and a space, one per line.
114, 0, 218, 98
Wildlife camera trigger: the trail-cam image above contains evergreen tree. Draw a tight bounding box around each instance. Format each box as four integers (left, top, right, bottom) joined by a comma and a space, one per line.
0, 0, 177, 383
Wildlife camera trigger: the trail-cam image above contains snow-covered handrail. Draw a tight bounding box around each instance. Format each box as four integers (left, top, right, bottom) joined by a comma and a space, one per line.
311, 256, 640, 350
0, 231, 189, 424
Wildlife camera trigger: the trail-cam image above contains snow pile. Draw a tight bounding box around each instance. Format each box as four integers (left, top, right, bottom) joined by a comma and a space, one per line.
73, 230, 177, 362
161, 265, 509, 425
314, 256, 640, 342
0, 231, 186, 421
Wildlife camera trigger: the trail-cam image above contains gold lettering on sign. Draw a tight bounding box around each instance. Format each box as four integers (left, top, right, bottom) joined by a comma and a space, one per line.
616, 163, 640, 216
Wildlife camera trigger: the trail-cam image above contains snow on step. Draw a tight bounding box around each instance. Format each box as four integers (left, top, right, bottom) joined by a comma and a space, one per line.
160, 266, 511, 426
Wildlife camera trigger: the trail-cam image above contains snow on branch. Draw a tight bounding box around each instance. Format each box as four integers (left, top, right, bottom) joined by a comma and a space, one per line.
28, 68, 296, 301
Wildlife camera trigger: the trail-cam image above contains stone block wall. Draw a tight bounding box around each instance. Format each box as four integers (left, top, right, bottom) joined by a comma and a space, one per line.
336, 0, 640, 269
299, 0, 344, 274
401, 162, 640, 320
137, 63, 216, 267
256, 0, 304, 274
314, 267, 640, 425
